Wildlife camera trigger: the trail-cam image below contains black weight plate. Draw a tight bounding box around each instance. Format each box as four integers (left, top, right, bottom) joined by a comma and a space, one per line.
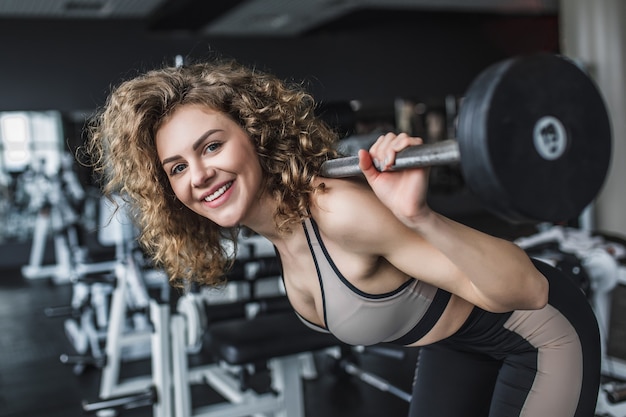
458, 54, 612, 223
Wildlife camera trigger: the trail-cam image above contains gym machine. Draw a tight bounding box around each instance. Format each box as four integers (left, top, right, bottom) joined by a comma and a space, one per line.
82, 232, 338, 417
21, 153, 94, 283
44, 196, 168, 377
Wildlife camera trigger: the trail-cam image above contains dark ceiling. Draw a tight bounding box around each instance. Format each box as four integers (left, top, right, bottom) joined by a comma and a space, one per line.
0, 0, 559, 37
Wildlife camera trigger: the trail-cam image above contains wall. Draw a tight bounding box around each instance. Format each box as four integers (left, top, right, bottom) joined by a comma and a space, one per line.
559, 0, 626, 235
0, 12, 558, 112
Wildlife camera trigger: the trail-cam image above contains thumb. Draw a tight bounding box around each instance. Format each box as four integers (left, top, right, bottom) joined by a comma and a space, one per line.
358, 149, 380, 182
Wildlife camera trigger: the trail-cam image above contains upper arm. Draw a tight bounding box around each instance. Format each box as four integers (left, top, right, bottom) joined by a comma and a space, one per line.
310, 179, 545, 312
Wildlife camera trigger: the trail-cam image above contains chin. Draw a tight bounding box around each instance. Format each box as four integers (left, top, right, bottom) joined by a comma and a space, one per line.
213, 215, 242, 229
219, 220, 240, 228
193, 207, 239, 228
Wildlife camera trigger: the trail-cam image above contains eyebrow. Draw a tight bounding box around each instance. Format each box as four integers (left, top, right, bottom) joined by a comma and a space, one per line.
161, 129, 223, 166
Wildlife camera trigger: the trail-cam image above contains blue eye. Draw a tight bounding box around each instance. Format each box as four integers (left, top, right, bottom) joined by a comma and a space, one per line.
171, 163, 186, 175
204, 142, 222, 154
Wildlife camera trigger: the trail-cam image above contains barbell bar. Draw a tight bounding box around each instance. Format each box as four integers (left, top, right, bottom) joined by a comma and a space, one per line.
320, 139, 461, 178
319, 54, 612, 224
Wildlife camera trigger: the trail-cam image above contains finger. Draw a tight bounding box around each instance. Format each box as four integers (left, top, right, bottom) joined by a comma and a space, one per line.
369, 133, 395, 154
368, 134, 386, 170
391, 133, 423, 152
369, 132, 398, 171
374, 133, 424, 171
358, 149, 380, 181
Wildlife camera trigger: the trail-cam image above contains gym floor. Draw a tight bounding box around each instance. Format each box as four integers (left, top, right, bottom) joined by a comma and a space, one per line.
0, 265, 419, 417
0, 270, 615, 417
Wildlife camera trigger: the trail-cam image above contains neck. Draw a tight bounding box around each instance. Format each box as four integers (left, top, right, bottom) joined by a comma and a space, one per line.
240, 192, 284, 242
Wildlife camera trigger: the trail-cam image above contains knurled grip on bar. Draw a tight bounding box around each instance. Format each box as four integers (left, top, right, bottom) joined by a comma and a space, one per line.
319, 139, 461, 178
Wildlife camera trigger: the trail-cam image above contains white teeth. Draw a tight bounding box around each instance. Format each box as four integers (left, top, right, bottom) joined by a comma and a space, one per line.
205, 182, 232, 202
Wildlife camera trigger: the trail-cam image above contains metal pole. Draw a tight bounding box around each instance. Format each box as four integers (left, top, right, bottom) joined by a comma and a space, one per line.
320, 139, 460, 178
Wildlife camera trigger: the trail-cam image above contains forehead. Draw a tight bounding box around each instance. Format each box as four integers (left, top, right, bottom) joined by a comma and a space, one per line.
157, 105, 228, 141
155, 105, 250, 157
161, 105, 225, 131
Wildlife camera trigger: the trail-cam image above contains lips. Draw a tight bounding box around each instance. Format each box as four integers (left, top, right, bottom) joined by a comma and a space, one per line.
204, 181, 233, 202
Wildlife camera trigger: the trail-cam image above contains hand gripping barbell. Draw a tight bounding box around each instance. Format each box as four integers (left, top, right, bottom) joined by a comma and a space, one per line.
319, 54, 612, 223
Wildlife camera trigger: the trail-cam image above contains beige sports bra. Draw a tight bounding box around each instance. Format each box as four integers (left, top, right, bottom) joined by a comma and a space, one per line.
289, 217, 451, 346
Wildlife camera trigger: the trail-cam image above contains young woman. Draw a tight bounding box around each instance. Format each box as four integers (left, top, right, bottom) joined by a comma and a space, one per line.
85, 59, 600, 416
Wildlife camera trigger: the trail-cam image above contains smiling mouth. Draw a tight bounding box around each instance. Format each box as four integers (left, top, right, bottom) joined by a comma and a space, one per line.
205, 181, 233, 202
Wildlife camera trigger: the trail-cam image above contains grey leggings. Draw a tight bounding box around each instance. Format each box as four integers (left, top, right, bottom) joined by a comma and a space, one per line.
408, 260, 601, 417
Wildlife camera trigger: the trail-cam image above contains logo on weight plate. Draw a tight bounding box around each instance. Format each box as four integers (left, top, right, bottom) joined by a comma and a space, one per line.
533, 116, 567, 161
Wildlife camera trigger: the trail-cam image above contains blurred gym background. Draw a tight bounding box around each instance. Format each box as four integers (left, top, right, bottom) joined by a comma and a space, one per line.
1, 1, 625, 417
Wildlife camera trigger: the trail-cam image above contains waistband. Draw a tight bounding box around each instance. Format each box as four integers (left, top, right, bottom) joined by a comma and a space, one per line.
388, 288, 452, 346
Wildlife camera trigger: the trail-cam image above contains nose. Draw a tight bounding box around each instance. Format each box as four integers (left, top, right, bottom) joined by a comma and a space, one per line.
190, 162, 214, 188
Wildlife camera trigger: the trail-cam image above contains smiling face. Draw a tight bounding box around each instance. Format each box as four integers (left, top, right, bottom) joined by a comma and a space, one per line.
156, 105, 264, 228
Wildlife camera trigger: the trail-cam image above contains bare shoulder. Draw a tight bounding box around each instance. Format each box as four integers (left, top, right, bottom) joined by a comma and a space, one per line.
309, 177, 409, 253
311, 177, 384, 224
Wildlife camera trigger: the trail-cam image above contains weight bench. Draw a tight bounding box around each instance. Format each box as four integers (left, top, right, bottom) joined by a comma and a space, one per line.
171, 310, 340, 417
83, 249, 340, 417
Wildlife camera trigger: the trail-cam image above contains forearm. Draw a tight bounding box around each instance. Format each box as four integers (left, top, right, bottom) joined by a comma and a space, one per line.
410, 211, 548, 312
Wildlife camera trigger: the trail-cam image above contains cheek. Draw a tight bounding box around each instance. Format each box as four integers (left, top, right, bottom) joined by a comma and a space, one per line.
247, 160, 264, 189
167, 178, 186, 201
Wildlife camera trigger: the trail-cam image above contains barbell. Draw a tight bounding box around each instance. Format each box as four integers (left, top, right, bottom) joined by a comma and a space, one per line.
319, 54, 612, 223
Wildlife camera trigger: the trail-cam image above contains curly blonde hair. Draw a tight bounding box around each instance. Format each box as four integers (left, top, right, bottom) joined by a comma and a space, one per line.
83, 59, 340, 287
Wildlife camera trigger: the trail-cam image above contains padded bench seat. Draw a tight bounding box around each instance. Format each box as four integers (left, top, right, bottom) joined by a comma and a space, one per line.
206, 311, 339, 365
